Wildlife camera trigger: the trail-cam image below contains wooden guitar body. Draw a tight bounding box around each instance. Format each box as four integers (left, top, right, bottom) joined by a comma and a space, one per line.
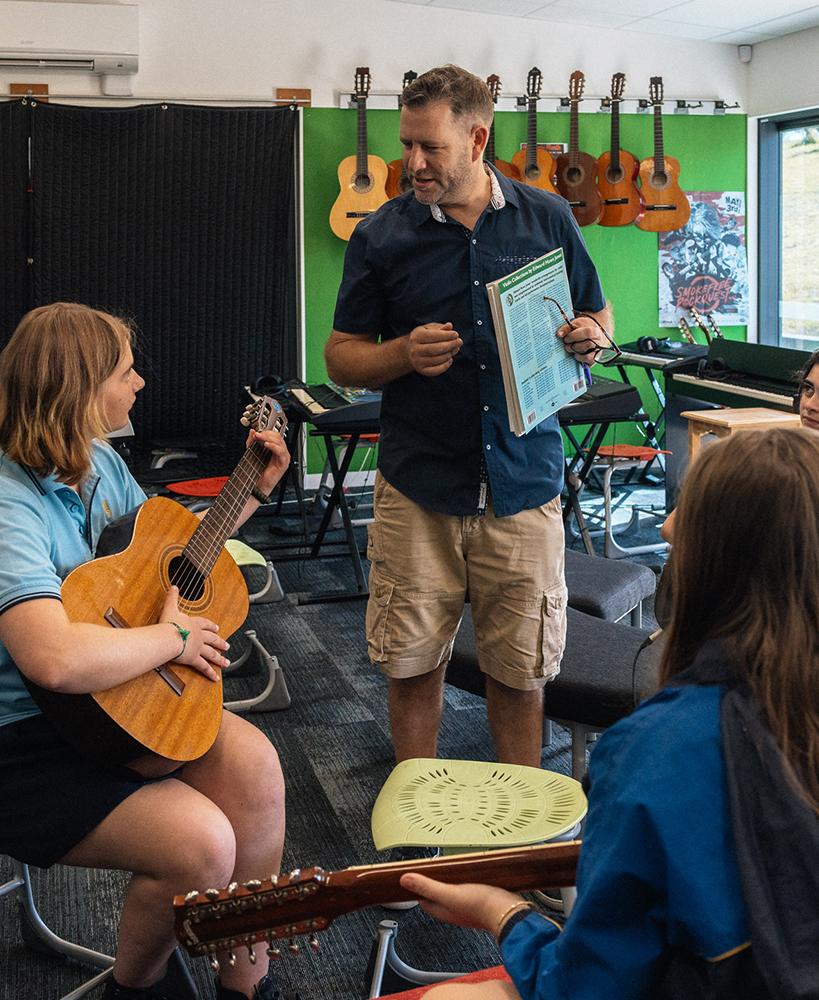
635, 155, 690, 232
492, 158, 521, 181
329, 154, 389, 241
555, 151, 602, 226
385, 158, 411, 199
511, 147, 558, 193
597, 148, 641, 226
29, 497, 249, 777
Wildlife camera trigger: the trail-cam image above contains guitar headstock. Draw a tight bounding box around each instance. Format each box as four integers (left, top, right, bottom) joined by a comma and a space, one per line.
649, 76, 664, 107
568, 70, 585, 103
526, 67, 542, 101
402, 70, 418, 90
486, 74, 502, 104
354, 67, 372, 101
610, 72, 626, 102
174, 868, 331, 971
241, 396, 287, 436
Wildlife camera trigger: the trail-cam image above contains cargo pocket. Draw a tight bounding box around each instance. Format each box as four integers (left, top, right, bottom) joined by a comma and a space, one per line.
365, 569, 395, 664
540, 584, 568, 679
366, 521, 384, 565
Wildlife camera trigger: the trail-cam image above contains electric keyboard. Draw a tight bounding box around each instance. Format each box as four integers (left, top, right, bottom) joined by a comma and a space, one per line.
284, 381, 382, 429
559, 377, 642, 425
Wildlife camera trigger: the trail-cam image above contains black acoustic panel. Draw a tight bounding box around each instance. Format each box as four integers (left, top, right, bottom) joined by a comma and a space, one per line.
29, 102, 297, 460
0, 101, 33, 345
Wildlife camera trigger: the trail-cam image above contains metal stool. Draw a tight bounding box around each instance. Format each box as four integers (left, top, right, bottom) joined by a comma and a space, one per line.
366, 758, 586, 998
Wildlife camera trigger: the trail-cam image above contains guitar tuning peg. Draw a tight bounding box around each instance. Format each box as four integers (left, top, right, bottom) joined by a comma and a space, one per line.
240, 415, 250, 427
184, 890, 199, 903
205, 888, 220, 901
308, 934, 320, 953
244, 879, 262, 892
289, 868, 302, 881
209, 956, 220, 974
228, 882, 239, 896
248, 948, 258, 965
266, 944, 282, 960
269, 874, 279, 887
288, 938, 300, 956
228, 950, 237, 968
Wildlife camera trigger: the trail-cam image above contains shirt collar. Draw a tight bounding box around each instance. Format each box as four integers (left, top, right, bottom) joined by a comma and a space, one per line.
428, 163, 507, 223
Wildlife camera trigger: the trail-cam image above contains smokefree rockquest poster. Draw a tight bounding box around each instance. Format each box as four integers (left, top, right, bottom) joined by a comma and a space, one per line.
658, 192, 749, 327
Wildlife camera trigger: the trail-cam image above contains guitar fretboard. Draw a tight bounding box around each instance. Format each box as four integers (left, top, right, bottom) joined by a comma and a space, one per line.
569, 99, 580, 167
356, 96, 369, 187
653, 103, 665, 175
526, 97, 538, 171
610, 100, 621, 174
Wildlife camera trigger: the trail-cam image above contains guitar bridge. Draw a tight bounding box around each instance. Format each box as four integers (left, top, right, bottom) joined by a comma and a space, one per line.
104, 606, 186, 697
645, 203, 677, 211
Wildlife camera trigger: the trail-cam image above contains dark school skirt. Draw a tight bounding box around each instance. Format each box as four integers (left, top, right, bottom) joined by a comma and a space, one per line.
0, 712, 180, 868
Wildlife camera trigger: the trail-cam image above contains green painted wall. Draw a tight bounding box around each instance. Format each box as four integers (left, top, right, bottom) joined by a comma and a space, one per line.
301, 108, 747, 467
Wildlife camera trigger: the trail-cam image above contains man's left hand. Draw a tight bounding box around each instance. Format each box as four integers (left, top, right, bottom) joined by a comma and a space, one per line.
557, 314, 610, 366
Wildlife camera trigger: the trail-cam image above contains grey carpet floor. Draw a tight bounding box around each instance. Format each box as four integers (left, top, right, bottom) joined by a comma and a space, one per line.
0, 492, 662, 1000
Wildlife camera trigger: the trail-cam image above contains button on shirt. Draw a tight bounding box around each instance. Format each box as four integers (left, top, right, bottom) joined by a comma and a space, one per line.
333, 167, 606, 517
0, 443, 146, 727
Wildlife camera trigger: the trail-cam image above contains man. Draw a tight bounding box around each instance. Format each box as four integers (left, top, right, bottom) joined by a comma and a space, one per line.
326, 65, 612, 768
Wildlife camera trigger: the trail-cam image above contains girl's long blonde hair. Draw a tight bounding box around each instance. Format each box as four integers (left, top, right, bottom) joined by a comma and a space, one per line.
0, 302, 133, 486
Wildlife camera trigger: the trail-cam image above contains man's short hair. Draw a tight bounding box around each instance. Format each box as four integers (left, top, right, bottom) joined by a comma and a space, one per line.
402, 65, 494, 125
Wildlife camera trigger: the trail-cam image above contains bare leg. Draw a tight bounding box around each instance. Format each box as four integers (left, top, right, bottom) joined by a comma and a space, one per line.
422, 981, 522, 998
389, 664, 446, 762
486, 678, 544, 767
180, 711, 286, 995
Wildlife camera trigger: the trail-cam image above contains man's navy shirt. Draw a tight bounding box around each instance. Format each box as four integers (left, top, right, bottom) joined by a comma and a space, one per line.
332, 169, 606, 517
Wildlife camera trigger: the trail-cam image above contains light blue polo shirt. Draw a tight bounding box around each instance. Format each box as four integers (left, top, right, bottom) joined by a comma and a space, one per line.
0, 442, 146, 727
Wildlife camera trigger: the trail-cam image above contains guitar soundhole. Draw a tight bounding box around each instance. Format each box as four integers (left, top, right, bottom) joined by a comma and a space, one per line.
354, 173, 373, 193
652, 171, 668, 188
607, 166, 624, 184
526, 165, 540, 181
168, 555, 206, 602
566, 166, 582, 184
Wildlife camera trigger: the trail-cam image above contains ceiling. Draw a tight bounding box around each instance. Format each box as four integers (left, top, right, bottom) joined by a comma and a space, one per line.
384, 0, 819, 44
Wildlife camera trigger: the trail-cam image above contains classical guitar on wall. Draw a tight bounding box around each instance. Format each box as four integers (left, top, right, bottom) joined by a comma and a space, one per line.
174, 841, 581, 968
511, 67, 558, 194
25, 398, 288, 779
635, 77, 691, 233
484, 74, 521, 180
329, 67, 389, 241
555, 71, 602, 227
597, 72, 642, 227
385, 69, 418, 199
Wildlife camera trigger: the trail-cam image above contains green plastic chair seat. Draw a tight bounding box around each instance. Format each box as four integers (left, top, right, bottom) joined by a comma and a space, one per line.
372, 758, 587, 854
225, 538, 268, 569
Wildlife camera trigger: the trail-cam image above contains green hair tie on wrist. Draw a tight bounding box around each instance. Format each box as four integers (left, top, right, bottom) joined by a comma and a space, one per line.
169, 621, 191, 657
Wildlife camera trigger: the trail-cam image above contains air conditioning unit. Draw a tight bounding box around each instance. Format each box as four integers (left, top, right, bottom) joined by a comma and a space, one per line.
0, 1, 138, 92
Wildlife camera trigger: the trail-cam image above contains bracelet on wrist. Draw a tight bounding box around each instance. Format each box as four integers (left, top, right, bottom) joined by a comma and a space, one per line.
251, 486, 271, 505
494, 901, 532, 942
169, 621, 190, 658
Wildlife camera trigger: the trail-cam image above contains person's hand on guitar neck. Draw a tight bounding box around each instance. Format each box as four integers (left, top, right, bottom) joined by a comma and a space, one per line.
159, 585, 231, 681
248, 426, 290, 498
399, 871, 528, 940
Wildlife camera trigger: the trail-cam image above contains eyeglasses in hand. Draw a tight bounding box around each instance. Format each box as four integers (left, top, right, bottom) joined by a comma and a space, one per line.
543, 296, 621, 366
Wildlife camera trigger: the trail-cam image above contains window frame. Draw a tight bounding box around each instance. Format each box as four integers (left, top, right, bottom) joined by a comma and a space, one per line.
758, 108, 819, 347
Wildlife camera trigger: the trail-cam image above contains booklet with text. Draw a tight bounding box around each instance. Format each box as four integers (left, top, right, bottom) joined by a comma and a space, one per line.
486, 248, 587, 436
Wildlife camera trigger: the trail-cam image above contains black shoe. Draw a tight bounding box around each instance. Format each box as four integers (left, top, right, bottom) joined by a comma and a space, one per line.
214, 973, 301, 1000
101, 977, 188, 1000
381, 845, 441, 910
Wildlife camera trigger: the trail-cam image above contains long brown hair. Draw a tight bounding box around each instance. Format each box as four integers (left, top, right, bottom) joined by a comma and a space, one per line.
660, 428, 819, 812
0, 302, 133, 486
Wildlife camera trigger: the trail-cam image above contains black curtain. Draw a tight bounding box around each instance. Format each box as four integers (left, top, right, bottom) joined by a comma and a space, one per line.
2, 100, 298, 463
0, 101, 31, 344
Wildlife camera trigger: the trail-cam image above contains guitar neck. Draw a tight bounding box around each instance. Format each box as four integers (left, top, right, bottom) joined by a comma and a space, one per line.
569, 99, 579, 164
610, 99, 621, 174
653, 103, 665, 174
485, 120, 496, 165
526, 97, 538, 170
356, 95, 369, 182
175, 841, 581, 956
185, 445, 268, 576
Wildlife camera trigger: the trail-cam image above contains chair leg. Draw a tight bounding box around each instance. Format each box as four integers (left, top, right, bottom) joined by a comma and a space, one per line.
248, 561, 285, 604
571, 724, 589, 780
367, 919, 464, 999
224, 631, 291, 713
629, 601, 643, 629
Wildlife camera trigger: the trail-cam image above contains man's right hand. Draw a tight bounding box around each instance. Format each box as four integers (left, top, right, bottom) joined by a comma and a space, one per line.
407, 322, 462, 376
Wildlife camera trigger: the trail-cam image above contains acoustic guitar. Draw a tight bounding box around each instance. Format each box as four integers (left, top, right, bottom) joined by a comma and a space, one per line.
174, 840, 581, 967
511, 67, 558, 194
555, 71, 602, 227
597, 73, 641, 227
329, 67, 389, 241
484, 75, 521, 180
385, 69, 418, 199
635, 77, 690, 233
25, 397, 287, 779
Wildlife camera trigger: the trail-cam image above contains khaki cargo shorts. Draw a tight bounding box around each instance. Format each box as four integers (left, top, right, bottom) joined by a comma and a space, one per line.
365, 474, 567, 691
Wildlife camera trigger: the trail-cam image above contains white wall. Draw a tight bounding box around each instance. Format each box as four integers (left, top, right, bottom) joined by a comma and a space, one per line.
746, 24, 819, 117
0, 0, 749, 109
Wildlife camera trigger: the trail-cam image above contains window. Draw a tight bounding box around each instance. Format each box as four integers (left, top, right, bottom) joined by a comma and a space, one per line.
758, 110, 819, 351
